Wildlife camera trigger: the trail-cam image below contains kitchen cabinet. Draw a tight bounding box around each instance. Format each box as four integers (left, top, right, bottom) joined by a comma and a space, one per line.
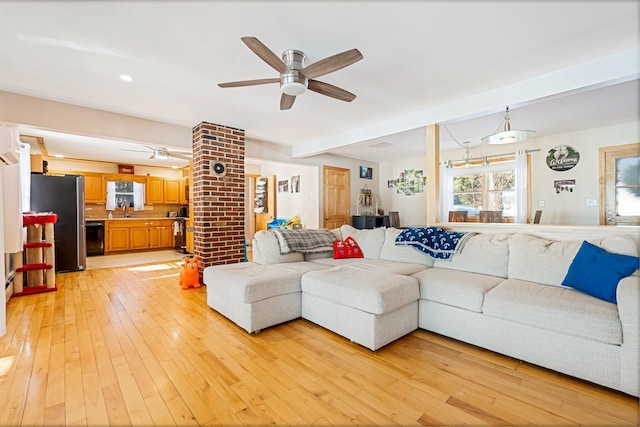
164, 179, 180, 204
105, 219, 175, 252
129, 225, 150, 250
83, 173, 106, 203
151, 224, 173, 248
179, 176, 189, 204
146, 176, 164, 204
106, 226, 130, 252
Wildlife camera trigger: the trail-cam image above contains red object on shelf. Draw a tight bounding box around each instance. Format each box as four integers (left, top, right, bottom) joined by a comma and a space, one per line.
13, 285, 57, 297
23, 213, 58, 226
23, 242, 53, 249
16, 263, 53, 272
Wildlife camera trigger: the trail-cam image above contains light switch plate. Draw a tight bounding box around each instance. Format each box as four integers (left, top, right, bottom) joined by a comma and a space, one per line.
586, 199, 597, 207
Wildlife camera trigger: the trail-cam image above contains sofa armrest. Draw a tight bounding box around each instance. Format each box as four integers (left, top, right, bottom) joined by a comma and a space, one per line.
617, 272, 639, 348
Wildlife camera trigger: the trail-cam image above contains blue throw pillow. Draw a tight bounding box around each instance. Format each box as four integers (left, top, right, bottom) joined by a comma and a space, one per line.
562, 241, 639, 304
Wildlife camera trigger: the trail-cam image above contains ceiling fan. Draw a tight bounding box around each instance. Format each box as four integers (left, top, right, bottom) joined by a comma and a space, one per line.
218, 36, 363, 110
121, 145, 191, 160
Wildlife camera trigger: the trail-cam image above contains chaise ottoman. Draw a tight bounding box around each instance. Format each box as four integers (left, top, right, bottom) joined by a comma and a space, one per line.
300, 264, 420, 350
204, 261, 329, 333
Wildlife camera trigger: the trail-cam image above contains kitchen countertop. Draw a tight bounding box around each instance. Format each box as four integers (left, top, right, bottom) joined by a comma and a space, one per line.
88, 217, 189, 221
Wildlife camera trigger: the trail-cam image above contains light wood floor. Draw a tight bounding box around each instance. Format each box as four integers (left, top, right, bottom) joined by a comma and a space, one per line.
1, 260, 638, 426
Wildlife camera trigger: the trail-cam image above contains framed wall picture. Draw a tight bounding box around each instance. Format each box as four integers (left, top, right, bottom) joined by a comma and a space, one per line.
360, 166, 373, 179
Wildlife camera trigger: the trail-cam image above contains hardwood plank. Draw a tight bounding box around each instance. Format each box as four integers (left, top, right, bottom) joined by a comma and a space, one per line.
82, 371, 110, 426
144, 393, 177, 426
64, 360, 87, 425
0, 365, 31, 426
102, 382, 132, 426
110, 354, 154, 425
20, 371, 48, 426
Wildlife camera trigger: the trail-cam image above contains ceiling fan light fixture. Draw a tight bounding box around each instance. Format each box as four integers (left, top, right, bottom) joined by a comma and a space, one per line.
481, 106, 536, 145
281, 80, 307, 96
280, 70, 307, 96
154, 148, 169, 160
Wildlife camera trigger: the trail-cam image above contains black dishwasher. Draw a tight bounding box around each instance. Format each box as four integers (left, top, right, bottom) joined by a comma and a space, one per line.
85, 221, 105, 256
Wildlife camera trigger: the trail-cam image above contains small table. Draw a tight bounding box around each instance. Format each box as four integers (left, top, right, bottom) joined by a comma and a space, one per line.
351, 215, 389, 229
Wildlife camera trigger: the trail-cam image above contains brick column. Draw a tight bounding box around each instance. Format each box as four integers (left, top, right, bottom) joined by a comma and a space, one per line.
192, 122, 245, 272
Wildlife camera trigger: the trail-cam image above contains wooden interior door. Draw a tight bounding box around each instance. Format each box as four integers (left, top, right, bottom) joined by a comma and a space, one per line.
323, 166, 351, 229
255, 175, 276, 232
600, 143, 640, 225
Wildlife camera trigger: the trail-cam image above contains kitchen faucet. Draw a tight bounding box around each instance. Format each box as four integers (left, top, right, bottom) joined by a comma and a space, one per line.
122, 204, 130, 218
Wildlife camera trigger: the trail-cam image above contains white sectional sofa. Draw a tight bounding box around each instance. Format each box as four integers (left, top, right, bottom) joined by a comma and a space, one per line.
203, 223, 639, 396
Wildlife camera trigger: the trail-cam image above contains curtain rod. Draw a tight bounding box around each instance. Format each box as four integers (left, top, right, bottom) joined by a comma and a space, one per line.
444, 148, 541, 166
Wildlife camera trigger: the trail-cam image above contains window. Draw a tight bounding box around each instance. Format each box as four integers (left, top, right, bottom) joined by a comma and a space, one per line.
106, 180, 145, 211
452, 167, 516, 220
600, 144, 639, 225
114, 180, 134, 208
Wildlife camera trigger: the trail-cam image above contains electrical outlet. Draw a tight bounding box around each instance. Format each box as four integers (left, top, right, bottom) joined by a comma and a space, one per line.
586, 199, 597, 207
539, 200, 545, 207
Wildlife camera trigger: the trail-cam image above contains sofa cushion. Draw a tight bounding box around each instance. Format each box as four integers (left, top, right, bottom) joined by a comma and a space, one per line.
301, 265, 419, 315
508, 234, 582, 286
252, 230, 304, 264
340, 224, 386, 259
562, 241, 639, 304
508, 233, 639, 287
333, 236, 364, 259
309, 257, 428, 275
412, 268, 503, 312
379, 227, 434, 266
203, 261, 328, 304
433, 233, 510, 278
483, 278, 622, 345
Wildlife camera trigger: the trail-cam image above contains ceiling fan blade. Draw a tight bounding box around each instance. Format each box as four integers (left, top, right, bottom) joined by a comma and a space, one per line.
308, 80, 356, 102
218, 78, 280, 88
168, 153, 192, 160
121, 148, 152, 153
301, 48, 363, 79
280, 93, 296, 110
241, 36, 288, 74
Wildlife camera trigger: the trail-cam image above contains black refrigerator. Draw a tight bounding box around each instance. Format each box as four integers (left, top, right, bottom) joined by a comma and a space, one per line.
30, 174, 86, 272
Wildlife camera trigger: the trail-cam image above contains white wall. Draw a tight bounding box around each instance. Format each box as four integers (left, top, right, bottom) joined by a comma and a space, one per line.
250, 159, 320, 229
246, 139, 380, 219
380, 121, 639, 226
529, 122, 638, 225
379, 158, 428, 226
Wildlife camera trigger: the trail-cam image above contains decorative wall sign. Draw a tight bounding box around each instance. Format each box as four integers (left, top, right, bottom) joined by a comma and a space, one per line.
554, 179, 575, 194
118, 164, 134, 174
388, 169, 426, 196
546, 144, 580, 171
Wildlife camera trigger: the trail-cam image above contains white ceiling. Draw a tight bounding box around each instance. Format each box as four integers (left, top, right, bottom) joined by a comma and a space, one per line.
0, 1, 638, 167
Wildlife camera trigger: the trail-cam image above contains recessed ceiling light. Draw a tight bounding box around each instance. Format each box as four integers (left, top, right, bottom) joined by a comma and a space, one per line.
54, 154, 64, 158
119, 74, 133, 82
171, 165, 178, 169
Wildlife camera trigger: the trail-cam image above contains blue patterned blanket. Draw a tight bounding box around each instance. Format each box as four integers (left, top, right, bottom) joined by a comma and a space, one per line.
395, 227, 475, 260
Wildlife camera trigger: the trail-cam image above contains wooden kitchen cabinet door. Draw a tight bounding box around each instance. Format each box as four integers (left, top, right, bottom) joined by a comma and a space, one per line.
84, 173, 106, 203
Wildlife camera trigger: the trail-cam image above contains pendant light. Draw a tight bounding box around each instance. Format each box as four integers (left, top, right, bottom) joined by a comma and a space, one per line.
462, 141, 472, 167
481, 106, 536, 145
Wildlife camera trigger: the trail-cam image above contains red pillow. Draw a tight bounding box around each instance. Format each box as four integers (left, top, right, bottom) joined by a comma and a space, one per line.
333, 236, 364, 259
